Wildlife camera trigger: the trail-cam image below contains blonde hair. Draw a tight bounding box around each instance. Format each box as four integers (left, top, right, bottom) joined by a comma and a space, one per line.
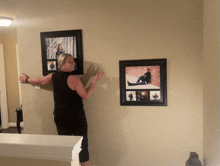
57, 53, 72, 71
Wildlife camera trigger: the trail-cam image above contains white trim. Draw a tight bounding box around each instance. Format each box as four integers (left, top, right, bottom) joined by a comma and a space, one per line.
0, 44, 9, 129
0, 134, 83, 162
16, 44, 22, 105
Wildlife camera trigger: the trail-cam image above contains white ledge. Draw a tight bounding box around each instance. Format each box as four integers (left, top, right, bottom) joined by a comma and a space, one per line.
0, 133, 83, 162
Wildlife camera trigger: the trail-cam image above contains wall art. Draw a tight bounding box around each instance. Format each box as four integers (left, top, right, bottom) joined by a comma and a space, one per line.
119, 59, 167, 106
40, 29, 83, 75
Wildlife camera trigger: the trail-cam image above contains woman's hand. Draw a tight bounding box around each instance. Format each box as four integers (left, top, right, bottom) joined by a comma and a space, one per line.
19, 73, 29, 83
93, 72, 104, 83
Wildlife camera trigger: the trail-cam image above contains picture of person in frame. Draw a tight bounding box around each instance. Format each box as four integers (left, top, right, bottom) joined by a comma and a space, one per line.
136, 91, 148, 102
150, 91, 161, 101
47, 61, 57, 71
129, 93, 133, 101
46, 36, 75, 59
127, 68, 151, 86
125, 66, 160, 90
56, 44, 65, 59
126, 91, 136, 101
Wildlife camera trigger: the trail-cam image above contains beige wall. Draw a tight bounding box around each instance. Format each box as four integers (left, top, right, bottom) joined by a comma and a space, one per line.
203, 0, 220, 166
0, 28, 20, 122
15, 0, 203, 166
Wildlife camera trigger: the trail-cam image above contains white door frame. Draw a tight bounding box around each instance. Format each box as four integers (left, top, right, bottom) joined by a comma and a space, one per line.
15, 44, 24, 128
0, 44, 9, 129
16, 44, 22, 105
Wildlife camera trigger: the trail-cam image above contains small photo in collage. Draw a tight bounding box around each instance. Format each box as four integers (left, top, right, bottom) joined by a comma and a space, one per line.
126, 91, 136, 101
47, 61, 57, 71
150, 91, 161, 101
136, 91, 148, 102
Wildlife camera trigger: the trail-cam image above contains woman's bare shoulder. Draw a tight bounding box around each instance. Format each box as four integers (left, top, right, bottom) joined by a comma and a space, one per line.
68, 75, 80, 81
67, 75, 81, 90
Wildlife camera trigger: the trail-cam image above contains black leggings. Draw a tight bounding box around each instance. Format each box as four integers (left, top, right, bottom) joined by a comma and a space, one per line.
54, 116, 89, 163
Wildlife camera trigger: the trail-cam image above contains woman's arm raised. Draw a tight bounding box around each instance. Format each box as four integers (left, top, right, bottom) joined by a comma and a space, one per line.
67, 72, 104, 100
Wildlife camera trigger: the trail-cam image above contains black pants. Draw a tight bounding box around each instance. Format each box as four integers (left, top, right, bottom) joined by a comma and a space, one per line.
54, 116, 89, 163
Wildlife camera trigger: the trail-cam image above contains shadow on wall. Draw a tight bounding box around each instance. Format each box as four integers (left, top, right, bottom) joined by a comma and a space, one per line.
83, 61, 129, 166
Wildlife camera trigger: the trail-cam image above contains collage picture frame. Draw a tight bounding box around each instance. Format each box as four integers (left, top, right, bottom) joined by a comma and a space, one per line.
40, 29, 84, 76
119, 59, 167, 106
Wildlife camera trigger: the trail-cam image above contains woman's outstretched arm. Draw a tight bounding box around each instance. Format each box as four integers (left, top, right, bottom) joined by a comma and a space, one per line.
19, 73, 53, 85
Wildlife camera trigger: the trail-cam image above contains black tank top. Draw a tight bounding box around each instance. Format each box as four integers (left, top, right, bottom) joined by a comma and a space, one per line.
52, 71, 87, 127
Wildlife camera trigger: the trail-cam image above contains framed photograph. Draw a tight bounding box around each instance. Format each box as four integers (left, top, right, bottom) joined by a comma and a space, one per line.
119, 59, 167, 106
40, 29, 83, 76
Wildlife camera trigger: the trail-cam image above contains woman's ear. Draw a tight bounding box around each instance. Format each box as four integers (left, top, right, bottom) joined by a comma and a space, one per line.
60, 63, 64, 69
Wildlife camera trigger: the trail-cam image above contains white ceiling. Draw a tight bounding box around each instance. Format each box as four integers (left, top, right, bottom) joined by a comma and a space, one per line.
0, 0, 17, 19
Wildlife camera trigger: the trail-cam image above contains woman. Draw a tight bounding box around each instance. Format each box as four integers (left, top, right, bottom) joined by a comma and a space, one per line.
55, 44, 64, 59
19, 53, 104, 166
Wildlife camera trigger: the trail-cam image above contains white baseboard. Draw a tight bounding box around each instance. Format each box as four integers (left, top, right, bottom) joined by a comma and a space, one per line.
9, 122, 24, 128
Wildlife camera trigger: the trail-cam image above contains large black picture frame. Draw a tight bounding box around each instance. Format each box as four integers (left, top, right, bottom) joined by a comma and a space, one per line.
119, 58, 167, 106
40, 29, 83, 76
